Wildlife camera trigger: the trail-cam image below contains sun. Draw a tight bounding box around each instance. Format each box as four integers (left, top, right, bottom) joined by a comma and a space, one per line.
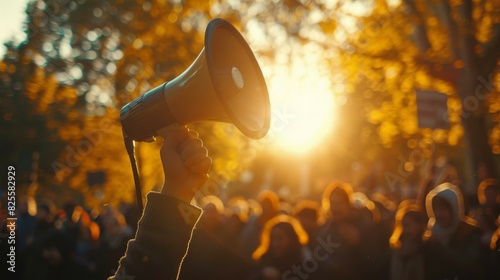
262, 50, 337, 155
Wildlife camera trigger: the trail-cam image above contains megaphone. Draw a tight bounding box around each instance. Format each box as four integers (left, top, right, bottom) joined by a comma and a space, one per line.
120, 18, 271, 142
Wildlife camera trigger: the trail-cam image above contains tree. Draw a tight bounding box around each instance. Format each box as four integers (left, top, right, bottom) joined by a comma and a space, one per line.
332, 0, 500, 190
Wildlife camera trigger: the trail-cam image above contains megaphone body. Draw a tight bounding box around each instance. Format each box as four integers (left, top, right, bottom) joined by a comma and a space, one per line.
121, 18, 270, 142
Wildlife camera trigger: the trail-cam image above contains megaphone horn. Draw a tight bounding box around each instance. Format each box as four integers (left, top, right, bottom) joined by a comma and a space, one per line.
120, 18, 271, 142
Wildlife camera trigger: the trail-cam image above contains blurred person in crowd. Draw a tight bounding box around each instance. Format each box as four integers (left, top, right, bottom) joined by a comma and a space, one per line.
294, 200, 322, 249
23, 229, 91, 280
74, 213, 101, 276
21, 200, 72, 280
469, 178, 500, 243
240, 190, 280, 257
247, 198, 263, 216
59, 202, 80, 244
371, 193, 397, 221
484, 215, 500, 279
27, 200, 57, 244
351, 192, 381, 226
22, 199, 58, 274
14, 196, 37, 280
98, 207, 133, 279
352, 192, 390, 280
389, 203, 426, 280
196, 195, 226, 234
225, 196, 249, 247
423, 182, 483, 280
181, 195, 251, 279
249, 215, 310, 280
371, 193, 399, 245
17, 196, 37, 254
279, 200, 294, 215
317, 181, 367, 280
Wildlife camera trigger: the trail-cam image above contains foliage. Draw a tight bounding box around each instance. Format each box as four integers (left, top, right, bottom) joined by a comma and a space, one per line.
2, 0, 499, 207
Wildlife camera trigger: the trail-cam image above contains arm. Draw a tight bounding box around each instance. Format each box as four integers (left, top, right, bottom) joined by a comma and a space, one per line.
109, 126, 211, 280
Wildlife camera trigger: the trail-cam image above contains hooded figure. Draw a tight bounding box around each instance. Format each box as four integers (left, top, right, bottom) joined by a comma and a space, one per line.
423, 183, 483, 280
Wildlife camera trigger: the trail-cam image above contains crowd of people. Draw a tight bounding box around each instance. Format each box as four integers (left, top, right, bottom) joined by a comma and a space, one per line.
1, 196, 137, 280
1, 176, 499, 280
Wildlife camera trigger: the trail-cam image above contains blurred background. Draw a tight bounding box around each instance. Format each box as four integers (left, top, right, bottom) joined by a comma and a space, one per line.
1, 0, 498, 208
0, 0, 499, 279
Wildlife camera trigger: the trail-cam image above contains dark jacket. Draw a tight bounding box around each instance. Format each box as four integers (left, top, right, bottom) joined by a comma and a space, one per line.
108, 192, 202, 280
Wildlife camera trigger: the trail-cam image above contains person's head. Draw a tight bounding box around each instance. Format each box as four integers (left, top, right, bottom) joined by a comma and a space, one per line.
258, 190, 280, 220
252, 215, 308, 261
102, 208, 127, 237
352, 192, 381, 224
402, 210, 426, 241
390, 204, 426, 248
432, 196, 454, 228
371, 193, 397, 218
19, 196, 37, 216
478, 178, 499, 207
36, 200, 56, 222
425, 182, 464, 232
226, 197, 249, 232
294, 200, 321, 234
269, 222, 298, 258
199, 195, 224, 231
62, 202, 77, 220
322, 181, 353, 222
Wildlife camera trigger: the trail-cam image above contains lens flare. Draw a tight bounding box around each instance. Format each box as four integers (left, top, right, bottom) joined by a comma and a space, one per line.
263, 50, 336, 155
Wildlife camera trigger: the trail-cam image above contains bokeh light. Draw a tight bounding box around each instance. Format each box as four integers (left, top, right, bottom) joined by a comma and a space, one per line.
262, 44, 337, 155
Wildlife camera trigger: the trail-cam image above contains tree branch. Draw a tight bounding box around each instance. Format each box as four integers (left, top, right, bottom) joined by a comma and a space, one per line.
402, 0, 432, 53
436, 0, 461, 59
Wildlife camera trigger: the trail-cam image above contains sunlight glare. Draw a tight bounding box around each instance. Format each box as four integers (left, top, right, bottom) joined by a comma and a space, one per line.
263, 47, 336, 155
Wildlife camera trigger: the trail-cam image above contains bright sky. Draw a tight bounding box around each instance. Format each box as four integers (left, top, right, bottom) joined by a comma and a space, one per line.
0, 0, 30, 57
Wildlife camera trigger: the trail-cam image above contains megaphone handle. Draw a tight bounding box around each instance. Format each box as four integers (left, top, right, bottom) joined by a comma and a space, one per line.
124, 135, 144, 210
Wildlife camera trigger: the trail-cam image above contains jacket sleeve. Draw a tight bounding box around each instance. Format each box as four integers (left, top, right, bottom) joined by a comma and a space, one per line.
108, 192, 202, 280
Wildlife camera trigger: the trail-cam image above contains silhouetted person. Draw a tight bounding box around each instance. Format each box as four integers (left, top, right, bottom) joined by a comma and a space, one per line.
294, 200, 322, 250
22, 200, 59, 280
470, 178, 500, 242
98, 207, 133, 279
225, 196, 249, 250
240, 190, 280, 257
423, 182, 483, 280
14, 196, 37, 280
317, 181, 365, 280
74, 218, 100, 277
180, 196, 251, 279
486, 215, 500, 279
351, 192, 390, 280
16, 196, 37, 254
389, 204, 426, 280
249, 215, 310, 280
23, 229, 91, 280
